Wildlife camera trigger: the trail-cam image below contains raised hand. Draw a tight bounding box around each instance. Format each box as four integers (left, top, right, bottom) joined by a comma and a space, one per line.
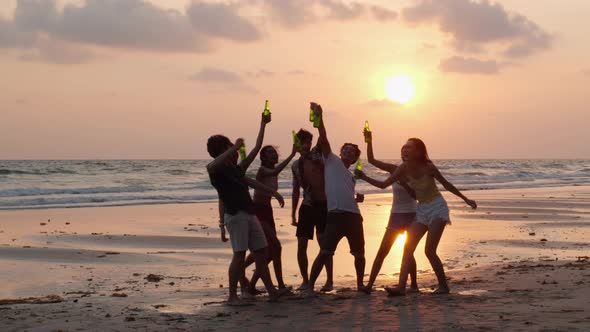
310, 102, 323, 117
356, 193, 365, 203
363, 129, 372, 143
354, 169, 365, 179
262, 111, 271, 124
234, 138, 245, 148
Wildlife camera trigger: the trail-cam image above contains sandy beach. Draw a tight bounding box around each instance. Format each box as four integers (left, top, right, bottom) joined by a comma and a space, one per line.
1, 185, 589, 331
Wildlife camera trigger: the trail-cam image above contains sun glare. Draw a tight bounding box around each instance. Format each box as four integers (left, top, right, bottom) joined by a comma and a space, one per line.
385, 75, 416, 104
393, 231, 408, 252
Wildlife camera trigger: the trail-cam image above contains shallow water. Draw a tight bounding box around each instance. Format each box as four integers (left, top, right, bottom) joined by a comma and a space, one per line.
1, 159, 589, 210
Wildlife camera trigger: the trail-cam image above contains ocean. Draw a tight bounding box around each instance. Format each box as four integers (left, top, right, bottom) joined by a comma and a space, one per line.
0, 159, 589, 210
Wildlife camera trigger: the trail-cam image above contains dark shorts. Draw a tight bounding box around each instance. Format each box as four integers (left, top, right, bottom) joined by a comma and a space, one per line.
386, 213, 416, 231
296, 201, 328, 240
321, 212, 364, 257
253, 203, 281, 249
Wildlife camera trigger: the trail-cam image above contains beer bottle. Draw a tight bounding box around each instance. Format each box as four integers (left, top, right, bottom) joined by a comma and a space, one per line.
364, 120, 371, 143
293, 130, 301, 150
239, 145, 247, 161
310, 107, 321, 128
263, 100, 271, 117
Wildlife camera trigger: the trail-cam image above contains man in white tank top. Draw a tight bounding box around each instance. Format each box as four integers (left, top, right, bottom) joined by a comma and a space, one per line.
306, 102, 367, 294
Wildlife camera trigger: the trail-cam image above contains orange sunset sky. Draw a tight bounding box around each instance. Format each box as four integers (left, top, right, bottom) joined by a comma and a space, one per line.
1, 0, 589, 159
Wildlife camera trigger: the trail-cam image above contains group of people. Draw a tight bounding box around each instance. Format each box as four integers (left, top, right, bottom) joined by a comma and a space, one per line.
206, 102, 477, 305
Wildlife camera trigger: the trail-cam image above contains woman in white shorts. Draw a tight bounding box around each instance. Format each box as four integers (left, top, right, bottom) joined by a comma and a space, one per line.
356, 138, 477, 296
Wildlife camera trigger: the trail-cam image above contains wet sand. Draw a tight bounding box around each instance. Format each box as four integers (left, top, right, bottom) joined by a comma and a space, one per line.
0, 186, 589, 331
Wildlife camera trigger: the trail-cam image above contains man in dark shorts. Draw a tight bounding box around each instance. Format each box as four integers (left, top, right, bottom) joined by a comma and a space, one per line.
292, 129, 334, 291
306, 102, 367, 294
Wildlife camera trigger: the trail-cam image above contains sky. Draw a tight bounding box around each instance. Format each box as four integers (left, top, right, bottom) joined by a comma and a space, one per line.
1, 0, 589, 160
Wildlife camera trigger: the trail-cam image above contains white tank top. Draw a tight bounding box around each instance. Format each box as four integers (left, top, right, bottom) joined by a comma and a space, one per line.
392, 182, 417, 214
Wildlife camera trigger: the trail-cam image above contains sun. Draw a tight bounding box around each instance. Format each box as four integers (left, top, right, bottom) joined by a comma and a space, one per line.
385, 75, 416, 104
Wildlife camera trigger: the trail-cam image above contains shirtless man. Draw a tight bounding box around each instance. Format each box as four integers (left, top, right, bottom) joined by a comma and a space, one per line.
292, 129, 334, 291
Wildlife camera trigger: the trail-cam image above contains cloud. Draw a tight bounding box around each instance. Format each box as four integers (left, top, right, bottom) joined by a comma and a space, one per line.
246, 70, 275, 78
402, 0, 552, 58
190, 67, 258, 94
287, 70, 306, 76
187, 2, 261, 42
0, 16, 36, 48
0, 0, 265, 63
264, 0, 316, 29
370, 6, 398, 21
263, 0, 396, 28
191, 67, 243, 83
320, 0, 365, 21
54, 0, 206, 52
439, 56, 499, 74
363, 99, 403, 108
19, 38, 94, 64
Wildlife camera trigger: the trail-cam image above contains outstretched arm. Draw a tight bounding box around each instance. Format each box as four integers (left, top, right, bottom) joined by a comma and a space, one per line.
207, 138, 243, 174
258, 145, 297, 177
243, 177, 285, 207
359, 172, 398, 189
239, 112, 270, 172
365, 131, 396, 173
356, 164, 404, 189
430, 163, 477, 209
312, 102, 331, 157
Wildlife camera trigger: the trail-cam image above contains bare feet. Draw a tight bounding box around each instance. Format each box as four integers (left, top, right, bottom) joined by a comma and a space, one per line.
431, 286, 450, 295
320, 282, 334, 292
302, 288, 317, 298
297, 281, 309, 291
385, 286, 406, 297
357, 285, 371, 294
278, 287, 293, 296
240, 291, 256, 300
227, 297, 254, 306
407, 285, 420, 294
248, 288, 263, 296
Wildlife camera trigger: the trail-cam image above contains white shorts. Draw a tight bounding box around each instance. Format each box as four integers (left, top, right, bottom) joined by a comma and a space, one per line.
224, 211, 268, 252
416, 195, 451, 226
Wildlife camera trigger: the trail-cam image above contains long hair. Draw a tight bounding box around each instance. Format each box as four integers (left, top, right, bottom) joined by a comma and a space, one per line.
407, 138, 430, 163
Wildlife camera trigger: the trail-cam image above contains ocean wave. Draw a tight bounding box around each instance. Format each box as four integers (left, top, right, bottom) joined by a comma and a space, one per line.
0, 193, 217, 210
0, 185, 151, 198
1, 159, 589, 210
0, 168, 77, 175
165, 169, 191, 176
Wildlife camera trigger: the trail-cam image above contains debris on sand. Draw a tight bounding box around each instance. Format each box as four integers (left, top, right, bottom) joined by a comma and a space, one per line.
111, 293, 128, 298
145, 274, 164, 282
64, 291, 95, 296
152, 304, 168, 309
0, 295, 64, 306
